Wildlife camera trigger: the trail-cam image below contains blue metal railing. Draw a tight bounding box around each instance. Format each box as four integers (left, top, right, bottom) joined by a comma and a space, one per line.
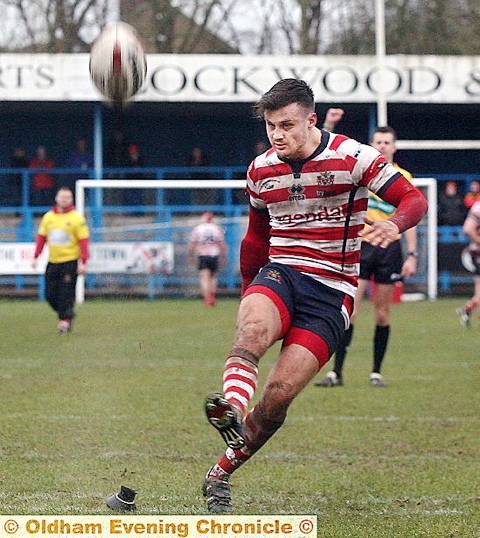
0, 166, 248, 298
1, 167, 478, 296
0, 165, 246, 236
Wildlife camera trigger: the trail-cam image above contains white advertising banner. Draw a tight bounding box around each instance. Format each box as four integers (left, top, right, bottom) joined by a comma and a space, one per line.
0, 242, 174, 275
0, 243, 48, 275
87, 242, 174, 274
0, 53, 478, 103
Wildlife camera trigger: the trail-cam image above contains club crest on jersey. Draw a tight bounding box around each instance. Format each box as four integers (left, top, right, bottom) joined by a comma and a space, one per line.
316, 172, 335, 196
316, 172, 335, 186
264, 268, 282, 283
288, 183, 305, 201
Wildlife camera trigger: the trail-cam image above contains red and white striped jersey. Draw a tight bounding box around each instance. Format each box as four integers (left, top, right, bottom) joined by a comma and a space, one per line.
466, 201, 480, 253
190, 222, 225, 257
246, 131, 403, 297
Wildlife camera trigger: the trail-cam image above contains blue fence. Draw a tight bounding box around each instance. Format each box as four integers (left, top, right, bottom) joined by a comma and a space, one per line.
0, 167, 478, 296
0, 166, 248, 298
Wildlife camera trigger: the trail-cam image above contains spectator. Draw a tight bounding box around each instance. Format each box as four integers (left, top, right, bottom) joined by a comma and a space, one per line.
251, 140, 268, 160
187, 146, 208, 168
234, 141, 270, 205
66, 137, 93, 171
64, 137, 94, 193
104, 129, 130, 204
29, 146, 55, 207
5, 147, 28, 207
464, 180, 480, 209
438, 181, 468, 225
122, 143, 146, 208
105, 129, 130, 169
186, 146, 216, 206
126, 144, 143, 170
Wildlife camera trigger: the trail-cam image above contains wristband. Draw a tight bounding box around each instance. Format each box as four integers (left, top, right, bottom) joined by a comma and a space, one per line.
407, 251, 418, 258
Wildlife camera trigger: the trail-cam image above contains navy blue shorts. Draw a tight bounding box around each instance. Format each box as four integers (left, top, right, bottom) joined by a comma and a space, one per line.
244, 263, 354, 366
359, 241, 403, 284
197, 255, 219, 272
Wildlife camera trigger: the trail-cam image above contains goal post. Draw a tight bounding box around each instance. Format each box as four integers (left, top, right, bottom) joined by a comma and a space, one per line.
412, 177, 438, 301
75, 179, 248, 216
397, 140, 480, 150
75, 179, 247, 303
75, 177, 438, 303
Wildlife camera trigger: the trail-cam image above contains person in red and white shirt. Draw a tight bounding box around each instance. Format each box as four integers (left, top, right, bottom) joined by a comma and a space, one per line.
202, 79, 428, 513
456, 200, 480, 327
188, 212, 227, 307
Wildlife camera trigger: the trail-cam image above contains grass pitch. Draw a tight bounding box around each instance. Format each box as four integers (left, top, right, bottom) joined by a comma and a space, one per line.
0, 296, 478, 537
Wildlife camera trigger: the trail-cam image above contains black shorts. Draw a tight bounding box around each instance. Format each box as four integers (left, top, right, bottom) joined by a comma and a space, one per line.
244, 263, 354, 364
197, 255, 219, 272
359, 241, 403, 284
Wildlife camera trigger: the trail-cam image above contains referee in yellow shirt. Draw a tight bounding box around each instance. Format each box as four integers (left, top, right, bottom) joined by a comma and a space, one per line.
32, 187, 90, 334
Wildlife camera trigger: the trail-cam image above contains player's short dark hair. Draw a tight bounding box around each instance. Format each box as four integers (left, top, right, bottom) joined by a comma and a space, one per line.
253, 78, 315, 118
371, 125, 398, 143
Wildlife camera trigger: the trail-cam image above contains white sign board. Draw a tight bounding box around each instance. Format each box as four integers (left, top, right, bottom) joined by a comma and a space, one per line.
0, 243, 48, 274
87, 242, 174, 274
0, 54, 478, 103
0, 242, 174, 275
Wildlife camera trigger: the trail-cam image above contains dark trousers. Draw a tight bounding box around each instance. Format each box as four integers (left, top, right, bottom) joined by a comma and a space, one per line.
45, 260, 78, 320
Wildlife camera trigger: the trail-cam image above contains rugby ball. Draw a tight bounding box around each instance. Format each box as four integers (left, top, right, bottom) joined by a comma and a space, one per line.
89, 21, 147, 103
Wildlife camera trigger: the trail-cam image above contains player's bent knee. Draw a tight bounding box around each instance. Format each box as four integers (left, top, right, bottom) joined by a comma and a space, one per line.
235, 319, 277, 355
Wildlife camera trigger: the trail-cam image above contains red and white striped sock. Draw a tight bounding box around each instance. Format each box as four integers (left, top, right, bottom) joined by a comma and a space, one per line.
216, 403, 285, 475
223, 353, 258, 415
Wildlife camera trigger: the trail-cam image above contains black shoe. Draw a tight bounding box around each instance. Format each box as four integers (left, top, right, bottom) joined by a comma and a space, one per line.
202, 467, 234, 513
205, 392, 245, 450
